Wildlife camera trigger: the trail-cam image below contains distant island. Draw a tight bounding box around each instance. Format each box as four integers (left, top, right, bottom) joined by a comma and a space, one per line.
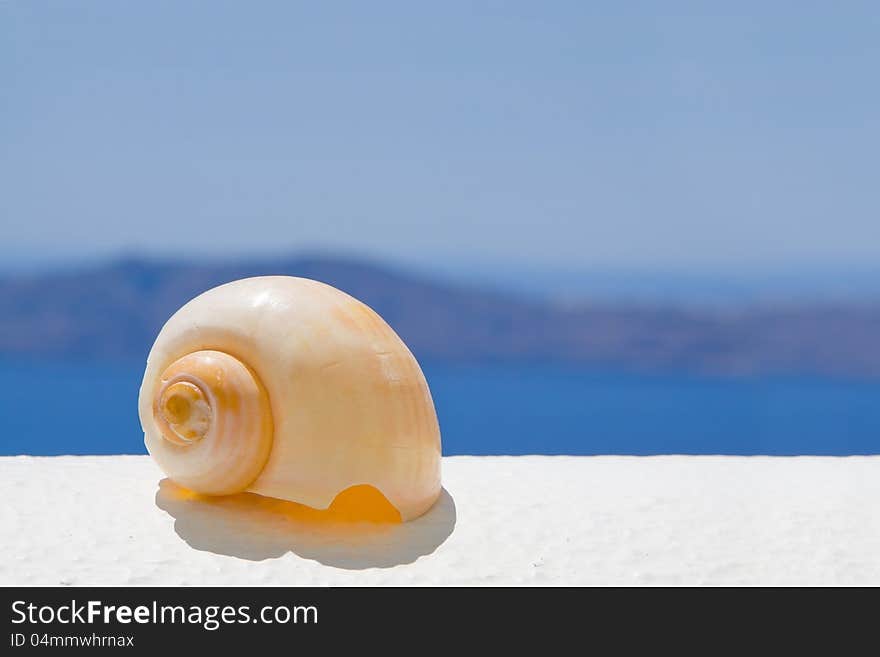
2, 254, 880, 377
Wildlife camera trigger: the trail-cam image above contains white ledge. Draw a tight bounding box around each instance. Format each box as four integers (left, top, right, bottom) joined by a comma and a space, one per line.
2, 455, 878, 585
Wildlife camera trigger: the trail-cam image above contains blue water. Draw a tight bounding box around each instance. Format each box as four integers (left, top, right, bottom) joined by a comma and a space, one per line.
0, 360, 877, 455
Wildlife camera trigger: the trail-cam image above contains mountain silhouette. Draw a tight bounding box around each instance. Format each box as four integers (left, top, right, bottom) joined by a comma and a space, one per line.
2, 254, 880, 377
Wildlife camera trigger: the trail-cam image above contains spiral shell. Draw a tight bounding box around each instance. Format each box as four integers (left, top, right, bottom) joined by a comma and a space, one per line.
138, 276, 442, 521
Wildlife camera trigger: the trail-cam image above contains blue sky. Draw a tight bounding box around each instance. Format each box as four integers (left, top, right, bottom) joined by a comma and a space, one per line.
2, 2, 879, 274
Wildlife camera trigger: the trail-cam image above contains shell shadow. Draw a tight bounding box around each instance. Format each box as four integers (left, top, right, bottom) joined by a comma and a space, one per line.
154, 479, 456, 569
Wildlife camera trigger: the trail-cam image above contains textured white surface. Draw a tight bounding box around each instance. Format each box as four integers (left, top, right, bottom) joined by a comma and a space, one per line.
1, 455, 878, 585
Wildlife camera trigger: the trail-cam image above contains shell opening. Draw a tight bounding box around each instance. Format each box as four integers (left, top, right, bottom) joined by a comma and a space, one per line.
326, 484, 403, 523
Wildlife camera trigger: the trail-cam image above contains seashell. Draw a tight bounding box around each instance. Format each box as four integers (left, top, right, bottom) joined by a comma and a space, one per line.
138, 276, 442, 522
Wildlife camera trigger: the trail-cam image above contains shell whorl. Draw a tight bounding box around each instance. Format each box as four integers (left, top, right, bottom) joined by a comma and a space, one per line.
150, 350, 273, 496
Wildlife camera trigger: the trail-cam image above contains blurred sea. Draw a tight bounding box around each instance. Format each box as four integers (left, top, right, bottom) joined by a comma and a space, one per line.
1, 360, 877, 455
